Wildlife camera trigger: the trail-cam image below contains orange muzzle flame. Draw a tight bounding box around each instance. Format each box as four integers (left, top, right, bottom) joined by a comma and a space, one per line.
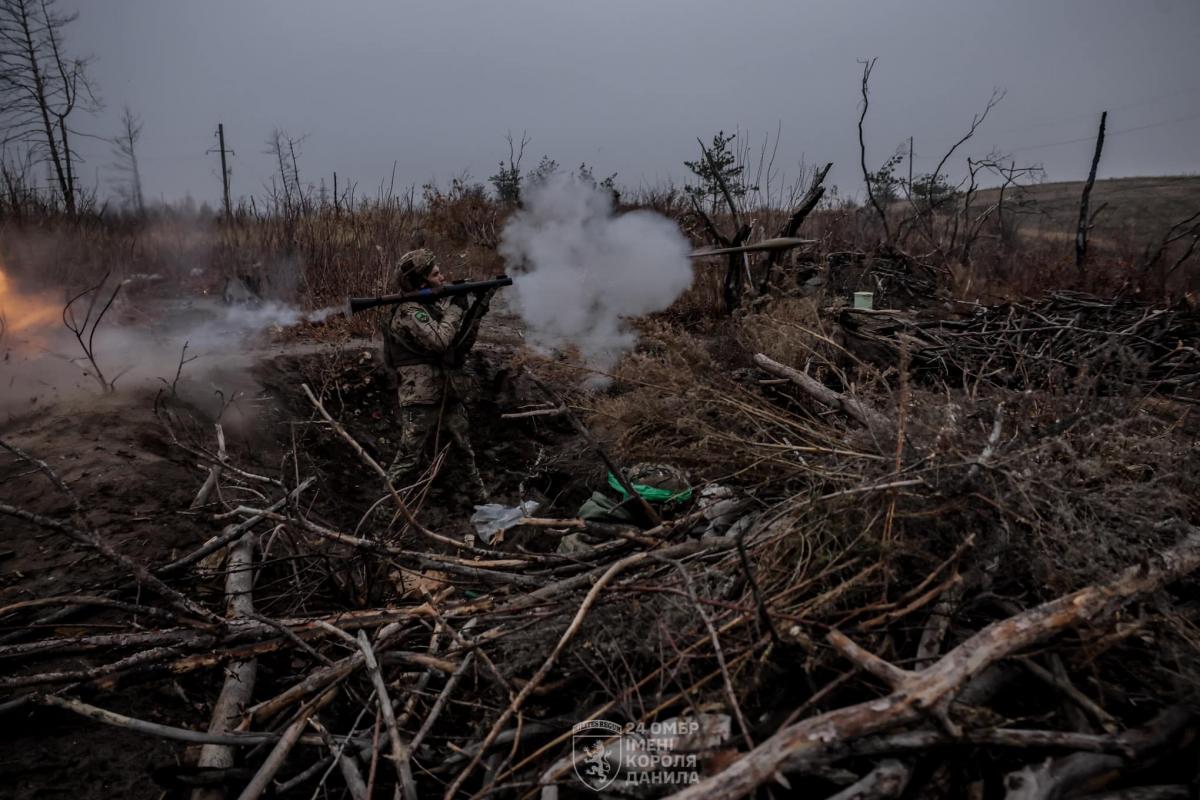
0, 268, 61, 339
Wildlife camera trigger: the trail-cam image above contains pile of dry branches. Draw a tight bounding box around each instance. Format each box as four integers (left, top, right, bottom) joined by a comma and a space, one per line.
839, 291, 1200, 399
3, 296, 1200, 799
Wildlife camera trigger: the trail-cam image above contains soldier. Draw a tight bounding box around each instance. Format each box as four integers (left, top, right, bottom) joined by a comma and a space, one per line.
380, 248, 493, 504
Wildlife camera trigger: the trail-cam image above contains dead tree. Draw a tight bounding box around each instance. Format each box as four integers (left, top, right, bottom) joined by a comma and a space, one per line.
265, 128, 310, 218
757, 162, 833, 293
857, 58, 891, 243
895, 90, 1005, 259
688, 134, 830, 312
954, 154, 1041, 266
0, 0, 99, 214
110, 105, 144, 216
489, 129, 530, 205
1075, 111, 1107, 272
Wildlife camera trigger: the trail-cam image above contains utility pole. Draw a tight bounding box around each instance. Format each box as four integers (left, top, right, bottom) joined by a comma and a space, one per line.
208, 124, 234, 218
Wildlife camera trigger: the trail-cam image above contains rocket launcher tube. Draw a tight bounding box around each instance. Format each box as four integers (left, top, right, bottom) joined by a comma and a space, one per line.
346, 275, 512, 315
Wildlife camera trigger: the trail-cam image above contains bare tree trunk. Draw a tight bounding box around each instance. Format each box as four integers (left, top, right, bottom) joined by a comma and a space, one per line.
57, 115, 74, 210
1075, 111, 1107, 272
758, 162, 832, 293
11, 0, 72, 212
858, 58, 890, 243
44, 0, 83, 213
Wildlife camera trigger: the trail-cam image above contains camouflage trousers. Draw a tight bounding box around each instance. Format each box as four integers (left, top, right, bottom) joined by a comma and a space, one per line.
386, 401, 486, 502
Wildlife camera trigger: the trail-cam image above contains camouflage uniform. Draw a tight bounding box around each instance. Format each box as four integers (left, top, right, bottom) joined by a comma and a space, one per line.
381, 251, 489, 502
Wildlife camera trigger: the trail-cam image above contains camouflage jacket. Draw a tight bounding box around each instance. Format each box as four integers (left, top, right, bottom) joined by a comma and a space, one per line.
384, 298, 469, 405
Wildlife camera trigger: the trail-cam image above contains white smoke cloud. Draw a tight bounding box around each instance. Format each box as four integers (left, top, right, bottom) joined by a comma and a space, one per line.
499, 173, 692, 371
0, 291, 336, 414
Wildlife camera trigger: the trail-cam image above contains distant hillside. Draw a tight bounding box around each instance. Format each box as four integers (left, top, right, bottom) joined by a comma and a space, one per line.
972, 175, 1200, 245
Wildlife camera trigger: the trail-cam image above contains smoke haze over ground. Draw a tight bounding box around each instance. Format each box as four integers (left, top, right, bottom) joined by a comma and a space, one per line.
499, 174, 693, 375
0, 271, 333, 416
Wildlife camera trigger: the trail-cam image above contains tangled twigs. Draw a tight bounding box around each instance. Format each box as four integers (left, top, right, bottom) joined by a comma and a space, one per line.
838, 292, 1200, 398
356, 629, 419, 800
669, 526, 1200, 799
659, 555, 755, 751
448, 550, 651, 798
160, 476, 316, 575
8, 289, 1200, 799
236, 686, 338, 800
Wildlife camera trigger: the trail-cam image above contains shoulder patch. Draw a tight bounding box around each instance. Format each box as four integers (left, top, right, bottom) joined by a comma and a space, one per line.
412, 309, 431, 323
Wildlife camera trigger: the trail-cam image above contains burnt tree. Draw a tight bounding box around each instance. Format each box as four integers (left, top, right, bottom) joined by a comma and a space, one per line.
0, 0, 99, 214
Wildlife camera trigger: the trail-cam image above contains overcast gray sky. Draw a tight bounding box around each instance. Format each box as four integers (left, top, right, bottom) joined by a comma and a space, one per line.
60, 0, 1200, 207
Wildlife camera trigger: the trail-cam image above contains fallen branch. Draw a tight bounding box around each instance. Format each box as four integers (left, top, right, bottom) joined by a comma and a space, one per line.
35, 694, 359, 748
668, 526, 1200, 799
357, 628, 418, 800
753, 353, 892, 437
193, 531, 258, 800
235, 686, 337, 800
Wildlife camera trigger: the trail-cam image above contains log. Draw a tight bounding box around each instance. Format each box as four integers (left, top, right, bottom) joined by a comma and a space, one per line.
194, 532, 258, 800
785, 727, 1139, 766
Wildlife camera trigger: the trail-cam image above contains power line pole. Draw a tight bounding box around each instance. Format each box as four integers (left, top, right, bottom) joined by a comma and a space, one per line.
207, 123, 234, 217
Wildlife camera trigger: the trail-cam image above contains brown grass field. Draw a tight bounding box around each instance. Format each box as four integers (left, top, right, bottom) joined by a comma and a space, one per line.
973, 174, 1200, 248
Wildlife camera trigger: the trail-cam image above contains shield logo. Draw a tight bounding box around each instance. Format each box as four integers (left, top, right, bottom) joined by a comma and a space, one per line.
571, 720, 625, 791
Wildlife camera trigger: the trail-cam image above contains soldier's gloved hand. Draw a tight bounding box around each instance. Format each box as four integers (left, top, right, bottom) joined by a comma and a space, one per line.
476, 287, 496, 310
450, 293, 470, 310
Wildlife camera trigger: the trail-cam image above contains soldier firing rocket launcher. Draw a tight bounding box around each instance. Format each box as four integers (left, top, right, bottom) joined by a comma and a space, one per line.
346, 275, 513, 316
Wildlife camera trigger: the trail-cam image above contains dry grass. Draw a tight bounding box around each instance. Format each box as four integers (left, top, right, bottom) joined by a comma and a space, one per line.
973, 174, 1200, 245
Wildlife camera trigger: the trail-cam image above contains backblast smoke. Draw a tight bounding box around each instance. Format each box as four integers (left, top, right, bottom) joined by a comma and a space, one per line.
499, 173, 693, 375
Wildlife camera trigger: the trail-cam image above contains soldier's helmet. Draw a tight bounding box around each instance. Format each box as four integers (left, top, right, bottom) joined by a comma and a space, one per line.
609, 463, 693, 506
392, 248, 438, 292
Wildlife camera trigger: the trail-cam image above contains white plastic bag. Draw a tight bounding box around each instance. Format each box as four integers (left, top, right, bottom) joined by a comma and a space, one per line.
469, 500, 540, 545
